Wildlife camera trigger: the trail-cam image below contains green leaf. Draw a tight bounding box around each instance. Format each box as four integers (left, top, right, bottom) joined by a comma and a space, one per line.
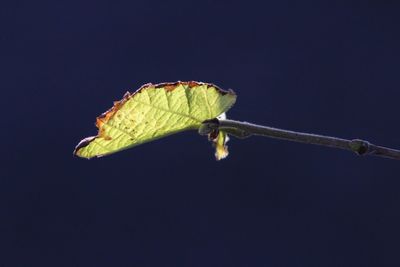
74, 81, 236, 159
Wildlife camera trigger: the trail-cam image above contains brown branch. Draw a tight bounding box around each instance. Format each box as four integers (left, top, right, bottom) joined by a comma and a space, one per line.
199, 119, 400, 161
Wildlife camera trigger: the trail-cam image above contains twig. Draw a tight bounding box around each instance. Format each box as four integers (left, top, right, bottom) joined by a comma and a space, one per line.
199, 119, 400, 161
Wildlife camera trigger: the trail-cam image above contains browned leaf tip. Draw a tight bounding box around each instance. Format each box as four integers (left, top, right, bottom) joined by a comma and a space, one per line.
73, 136, 96, 156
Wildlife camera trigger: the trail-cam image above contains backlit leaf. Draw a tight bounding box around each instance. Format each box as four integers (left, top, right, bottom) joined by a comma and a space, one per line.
74, 81, 236, 159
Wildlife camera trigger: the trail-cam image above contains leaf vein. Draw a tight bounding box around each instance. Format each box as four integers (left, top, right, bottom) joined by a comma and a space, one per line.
130, 99, 201, 123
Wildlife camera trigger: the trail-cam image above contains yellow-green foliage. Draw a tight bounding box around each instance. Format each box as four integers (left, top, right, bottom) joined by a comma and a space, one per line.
74, 81, 236, 159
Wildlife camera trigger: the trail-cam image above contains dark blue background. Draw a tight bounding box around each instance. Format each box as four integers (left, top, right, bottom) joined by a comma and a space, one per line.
2, 1, 400, 266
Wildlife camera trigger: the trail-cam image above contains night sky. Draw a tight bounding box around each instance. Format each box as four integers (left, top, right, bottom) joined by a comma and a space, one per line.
2, 1, 400, 266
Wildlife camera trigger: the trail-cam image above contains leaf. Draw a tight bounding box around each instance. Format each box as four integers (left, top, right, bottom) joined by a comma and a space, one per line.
74, 81, 237, 159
